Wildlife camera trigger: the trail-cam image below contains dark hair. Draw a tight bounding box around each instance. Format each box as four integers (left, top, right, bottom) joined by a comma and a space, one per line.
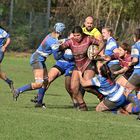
134, 28, 140, 41
0, 26, 5, 30
120, 42, 131, 53
72, 26, 83, 34
100, 63, 114, 82
0, 26, 7, 32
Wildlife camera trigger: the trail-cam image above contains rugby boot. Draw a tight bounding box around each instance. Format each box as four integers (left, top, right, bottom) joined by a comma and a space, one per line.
8, 80, 15, 92
13, 89, 20, 101
78, 102, 88, 111
35, 102, 46, 109
30, 96, 38, 103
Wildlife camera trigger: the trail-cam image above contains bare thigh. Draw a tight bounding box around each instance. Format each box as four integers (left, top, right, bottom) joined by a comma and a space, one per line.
96, 101, 109, 112
48, 67, 61, 83
65, 76, 72, 94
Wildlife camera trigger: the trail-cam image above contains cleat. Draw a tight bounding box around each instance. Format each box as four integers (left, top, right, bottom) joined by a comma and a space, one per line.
78, 102, 88, 111
9, 80, 15, 92
30, 96, 38, 103
73, 103, 79, 109
35, 102, 46, 109
12, 89, 20, 101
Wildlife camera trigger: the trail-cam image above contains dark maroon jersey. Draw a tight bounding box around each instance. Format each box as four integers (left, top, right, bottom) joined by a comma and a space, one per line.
62, 35, 99, 72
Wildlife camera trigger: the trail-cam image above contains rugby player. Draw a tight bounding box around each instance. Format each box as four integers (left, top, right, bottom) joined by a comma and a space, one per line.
0, 26, 14, 91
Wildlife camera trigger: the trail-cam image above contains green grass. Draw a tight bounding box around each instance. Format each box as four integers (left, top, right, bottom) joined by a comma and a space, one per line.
0, 53, 140, 140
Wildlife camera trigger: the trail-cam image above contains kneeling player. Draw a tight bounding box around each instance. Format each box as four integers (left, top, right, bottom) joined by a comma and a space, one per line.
79, 61, 140, 115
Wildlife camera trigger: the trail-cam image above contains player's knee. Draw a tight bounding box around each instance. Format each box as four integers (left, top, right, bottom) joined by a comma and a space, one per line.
96, 104, 105, 112
34, 79, 44, 88
71, 86, 78, 94
43, 77, 48, 87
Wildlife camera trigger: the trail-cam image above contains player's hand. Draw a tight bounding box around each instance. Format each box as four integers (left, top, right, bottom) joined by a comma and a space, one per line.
113, 71, 119, 75
102, 55, 111, 61
1, 46, 6, 52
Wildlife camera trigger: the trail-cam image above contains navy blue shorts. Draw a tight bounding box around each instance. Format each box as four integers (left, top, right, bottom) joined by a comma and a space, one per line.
53, 60, 75, 76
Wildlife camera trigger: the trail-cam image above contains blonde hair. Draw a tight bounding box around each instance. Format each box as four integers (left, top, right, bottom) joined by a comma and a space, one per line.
102, 26, 113, 35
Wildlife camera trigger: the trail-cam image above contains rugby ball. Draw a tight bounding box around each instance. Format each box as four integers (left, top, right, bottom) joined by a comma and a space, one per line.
87, 45, 98, 60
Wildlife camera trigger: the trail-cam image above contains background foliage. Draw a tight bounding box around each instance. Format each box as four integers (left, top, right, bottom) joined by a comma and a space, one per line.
0, 0, 140, 51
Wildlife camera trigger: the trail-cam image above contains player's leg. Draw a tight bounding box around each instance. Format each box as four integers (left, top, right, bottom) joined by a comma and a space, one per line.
71, 70, 87, 111
0, 69, 14, 91
0, 50, 14, 91
13, 61, 46, 100
32, 62, 64, 106
124, 72, 140, 97
65, 75, 79, 108
35, 67, 48, 107
35, 64, 62, 107
64, 64, 79, 108
96, 100, 111, 112
96, 97, 123, 112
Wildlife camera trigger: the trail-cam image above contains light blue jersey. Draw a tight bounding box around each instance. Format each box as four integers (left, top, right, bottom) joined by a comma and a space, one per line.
30, 34, 75, 75
91, 75, 125, 103
131, 41, 140, 69
0, 28, 10, 48
104, 37, 119, 67
53, 48, 75, 76
30, 34, 59, 64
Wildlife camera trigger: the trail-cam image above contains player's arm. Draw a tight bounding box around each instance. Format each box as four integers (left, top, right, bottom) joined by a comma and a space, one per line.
128, 46, 139, 67
91, 37, 105, 58
78, 71, 93, 87
128, 57, 138, 67
78, 71, 100, 87
51, 44, 63, 60
59, 39, 71, 51
113, 67, 128, 75
2, 33, 11, 52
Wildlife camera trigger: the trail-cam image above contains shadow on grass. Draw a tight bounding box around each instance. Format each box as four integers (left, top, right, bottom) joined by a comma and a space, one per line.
23, 103, 97, 112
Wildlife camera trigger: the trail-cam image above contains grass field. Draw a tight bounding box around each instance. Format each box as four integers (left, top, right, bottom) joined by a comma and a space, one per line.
0, 53, 140, 140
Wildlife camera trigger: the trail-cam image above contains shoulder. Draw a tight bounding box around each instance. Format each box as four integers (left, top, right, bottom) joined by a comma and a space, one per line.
107, 37, 117, 46
134, 41, 140, 48
82, 27, 86, 31
92, 28, 100, 32
0, 28, 9, 38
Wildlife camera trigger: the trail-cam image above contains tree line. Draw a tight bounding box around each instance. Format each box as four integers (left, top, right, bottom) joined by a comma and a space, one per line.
0, 0, 140, 51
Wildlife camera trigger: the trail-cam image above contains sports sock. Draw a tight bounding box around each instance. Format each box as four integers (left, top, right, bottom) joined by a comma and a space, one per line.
5, 78, 12, 85
37, 88, 46, 104
132, 105, 140, 113
18, 84, 32, 93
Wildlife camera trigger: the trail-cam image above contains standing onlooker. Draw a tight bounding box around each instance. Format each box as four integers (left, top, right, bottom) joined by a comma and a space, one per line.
82, 16, 102, 40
